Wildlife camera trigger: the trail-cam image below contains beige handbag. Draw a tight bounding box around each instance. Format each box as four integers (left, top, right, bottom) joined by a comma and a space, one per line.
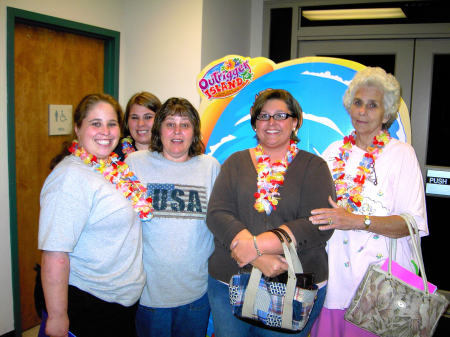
345, 214, 449, 336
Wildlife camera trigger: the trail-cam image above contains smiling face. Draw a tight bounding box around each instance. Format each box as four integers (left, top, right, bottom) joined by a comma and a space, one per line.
127, 104, 155, 150
349, 85, 388, 146
74, 101, 120, 159
160, 114, 194, 162
255, 99, 297, 154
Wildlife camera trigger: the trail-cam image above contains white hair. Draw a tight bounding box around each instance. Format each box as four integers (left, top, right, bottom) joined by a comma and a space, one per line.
343, 67, 401, 128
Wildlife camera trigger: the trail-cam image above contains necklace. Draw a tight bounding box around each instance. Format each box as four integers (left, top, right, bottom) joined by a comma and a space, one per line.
69, 140, 153, 221
121, 136, 136, 158
332, 130, 390, 212
254, 140, 299, 215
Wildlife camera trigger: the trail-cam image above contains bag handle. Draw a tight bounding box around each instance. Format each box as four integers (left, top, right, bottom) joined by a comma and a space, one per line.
389, 214, 430, 295
270, 228, 303, 274
241, 228, 303, 330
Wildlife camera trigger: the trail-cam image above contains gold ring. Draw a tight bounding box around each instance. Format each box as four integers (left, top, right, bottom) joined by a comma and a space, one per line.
328, 218, 333, 225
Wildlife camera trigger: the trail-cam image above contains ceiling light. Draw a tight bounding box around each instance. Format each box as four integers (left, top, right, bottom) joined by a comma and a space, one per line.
302, 8, 406, 21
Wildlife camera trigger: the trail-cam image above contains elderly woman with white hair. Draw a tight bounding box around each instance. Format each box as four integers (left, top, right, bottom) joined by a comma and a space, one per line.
309, 67, 428, 337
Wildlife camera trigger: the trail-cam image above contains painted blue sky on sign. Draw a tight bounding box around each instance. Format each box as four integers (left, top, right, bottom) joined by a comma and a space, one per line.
205, 62, 406, 164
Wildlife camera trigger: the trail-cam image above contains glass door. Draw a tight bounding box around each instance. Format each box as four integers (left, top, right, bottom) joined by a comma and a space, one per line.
411, 39, 450, 175
411, 39, 450, 290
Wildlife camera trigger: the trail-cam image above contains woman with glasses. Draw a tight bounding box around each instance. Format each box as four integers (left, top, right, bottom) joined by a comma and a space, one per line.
309, 67, 428, 337
206, 88, 335, 337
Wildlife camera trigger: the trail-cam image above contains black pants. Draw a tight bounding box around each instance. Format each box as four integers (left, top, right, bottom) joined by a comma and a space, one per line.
68, 285, 138, 337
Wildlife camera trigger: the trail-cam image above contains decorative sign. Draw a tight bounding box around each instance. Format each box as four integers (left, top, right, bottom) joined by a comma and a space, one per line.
198, 56, 254, 100
197, 55, 410, 164
48, 104, 72, 136
426, 168, 450, 197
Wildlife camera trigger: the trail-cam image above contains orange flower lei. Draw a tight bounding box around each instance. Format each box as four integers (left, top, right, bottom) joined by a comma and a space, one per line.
332, 130, 390, 212
69, 140, 153, 221
254, 140, 299, 215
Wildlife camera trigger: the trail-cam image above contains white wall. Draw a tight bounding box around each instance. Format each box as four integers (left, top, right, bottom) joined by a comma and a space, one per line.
0, 0, 261, 333
201, 0, 251, 69
121, 0, 204, 106
250, 0, 264, 57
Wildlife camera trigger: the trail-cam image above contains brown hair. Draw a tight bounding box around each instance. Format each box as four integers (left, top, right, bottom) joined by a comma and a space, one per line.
50, 93, 123, 169
250, 89, 303, 142
122, 91, 162, 137
151, 97, 205, 157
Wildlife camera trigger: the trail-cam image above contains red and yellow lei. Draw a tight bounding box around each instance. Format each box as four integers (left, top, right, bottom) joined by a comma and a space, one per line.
332, 130, 390, 212
254, 140, 299, 215
69, 140, 153, 221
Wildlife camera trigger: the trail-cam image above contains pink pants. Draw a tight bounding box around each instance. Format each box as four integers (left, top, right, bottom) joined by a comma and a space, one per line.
310, 307, 379, 337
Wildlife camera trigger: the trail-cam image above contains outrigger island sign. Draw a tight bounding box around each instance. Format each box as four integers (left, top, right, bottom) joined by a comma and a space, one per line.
198, 56, 254, 100
197, 55, 410, 164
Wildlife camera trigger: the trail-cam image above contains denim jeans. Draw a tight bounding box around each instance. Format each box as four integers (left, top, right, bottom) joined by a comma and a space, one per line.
135, 292, 210, 337
208, 275, 326, 337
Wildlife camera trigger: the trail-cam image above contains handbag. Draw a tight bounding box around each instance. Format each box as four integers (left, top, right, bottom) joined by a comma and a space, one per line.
229, 228, 318, 332
345, 213, 449, 337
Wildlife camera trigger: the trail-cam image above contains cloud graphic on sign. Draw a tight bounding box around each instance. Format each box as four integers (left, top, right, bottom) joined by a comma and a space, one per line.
208, 134, 236, 156
235, 114, 250, 126
303, 112, 345, 137
301, 70, 351, 86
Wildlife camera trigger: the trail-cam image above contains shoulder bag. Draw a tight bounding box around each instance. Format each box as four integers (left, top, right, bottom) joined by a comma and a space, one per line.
345, 213, 449, 337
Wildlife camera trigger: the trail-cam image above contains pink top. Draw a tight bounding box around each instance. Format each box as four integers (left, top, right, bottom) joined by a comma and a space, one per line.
321, 138, 428, 309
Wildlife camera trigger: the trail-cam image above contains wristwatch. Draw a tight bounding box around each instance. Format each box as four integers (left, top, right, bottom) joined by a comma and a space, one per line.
364, 215, 371, 229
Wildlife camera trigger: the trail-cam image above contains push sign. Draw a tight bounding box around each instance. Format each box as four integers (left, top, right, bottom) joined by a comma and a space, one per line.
426, 168, 450, 197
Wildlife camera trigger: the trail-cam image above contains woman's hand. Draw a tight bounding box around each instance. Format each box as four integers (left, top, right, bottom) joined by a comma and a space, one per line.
46, 312, 69, 337
230, 229, 257, 267
252, 254, 288, 278
309, 196, 362, 231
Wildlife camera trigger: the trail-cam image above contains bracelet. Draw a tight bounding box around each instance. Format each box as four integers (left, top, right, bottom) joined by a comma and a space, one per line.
253, 235, 263, 256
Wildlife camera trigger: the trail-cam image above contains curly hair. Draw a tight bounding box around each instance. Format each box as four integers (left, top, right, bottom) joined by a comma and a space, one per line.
343, 67, 401, 129
151, 97, 205, 157
250, 88, 303, 142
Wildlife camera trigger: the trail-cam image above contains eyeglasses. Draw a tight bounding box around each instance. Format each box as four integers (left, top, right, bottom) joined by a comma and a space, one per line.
256, 113, 294, 121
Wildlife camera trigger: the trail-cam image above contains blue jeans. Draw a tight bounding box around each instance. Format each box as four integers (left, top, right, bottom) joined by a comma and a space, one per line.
135, 293, 210, 337
208, 275, 326, 337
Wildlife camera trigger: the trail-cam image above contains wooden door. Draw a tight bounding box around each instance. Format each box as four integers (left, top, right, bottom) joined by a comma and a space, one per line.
14, 21, 104, 330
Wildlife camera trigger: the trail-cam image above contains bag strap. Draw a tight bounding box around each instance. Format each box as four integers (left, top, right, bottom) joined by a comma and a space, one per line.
241, 229, 302, 330
389, 213, 430, 295
271, 228, 303, 273
269, 228, 303, 274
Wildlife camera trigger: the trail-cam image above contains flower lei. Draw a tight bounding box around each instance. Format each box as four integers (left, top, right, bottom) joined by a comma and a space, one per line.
254, 140, 299, 215
69, 140, 153, 221
332, 130, 390, 212
121, 136, 136, 158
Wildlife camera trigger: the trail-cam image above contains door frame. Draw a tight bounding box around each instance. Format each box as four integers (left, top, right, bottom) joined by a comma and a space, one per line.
6, 7, 120, 334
